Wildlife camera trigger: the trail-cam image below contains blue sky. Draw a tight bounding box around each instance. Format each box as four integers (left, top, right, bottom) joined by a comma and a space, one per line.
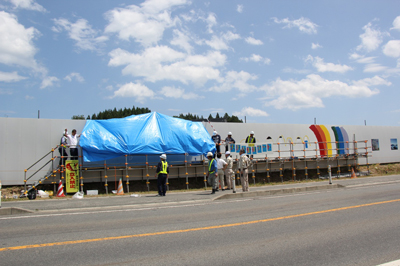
0, 0, 399, 126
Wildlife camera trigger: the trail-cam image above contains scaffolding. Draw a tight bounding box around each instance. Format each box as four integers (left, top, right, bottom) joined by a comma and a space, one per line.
22, 140, 370, 195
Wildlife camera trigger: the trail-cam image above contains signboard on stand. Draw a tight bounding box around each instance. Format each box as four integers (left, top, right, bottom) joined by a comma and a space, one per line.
65, 160, 79, 193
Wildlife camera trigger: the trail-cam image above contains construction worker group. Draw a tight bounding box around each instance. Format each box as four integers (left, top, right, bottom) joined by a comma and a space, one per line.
207, 131, 254, 194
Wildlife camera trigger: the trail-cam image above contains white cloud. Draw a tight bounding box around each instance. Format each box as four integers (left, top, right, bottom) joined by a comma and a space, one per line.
40, 76, 59, 89
104, 0, 189, 46
108, 46, 225, 85
25, 95, 34, 100
245, 37, 263, 45
0, 89, 12, 95
241, 54, 271, 64
390, 16, 400, 31
170, 29, 193, 53
0, 71, 26, 82
233, 107, 268, 117
305, 55, 353, 73
205, 35, 229, 50
356, 22, 387, 52
64, 72, 85, 82
282, 68, 311, 74
260, 74, 388, 110
53, 18, 108, 51
272, 17, 318, 34
204, 31, 240, 50
159, 86, 202, 99
363, 64, 388, 73
311, 43, 322, 49
0, 11, 41, 71
350, 53, 376, 64
209, 70, 257, 93
352, 75, 391, 87
206, 13, 217, 34
237, 5, 243, 13
382, 40, 400, 58
8, 0, 46, 12
111, 82, 155, 103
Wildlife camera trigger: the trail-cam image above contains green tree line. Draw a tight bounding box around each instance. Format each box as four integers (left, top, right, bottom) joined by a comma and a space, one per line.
72, 107, 242, 123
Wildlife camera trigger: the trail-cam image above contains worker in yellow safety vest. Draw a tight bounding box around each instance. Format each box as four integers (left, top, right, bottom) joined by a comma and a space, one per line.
156, 154, 169, 196
206, 152, 218, 194
245, 131, 256, 143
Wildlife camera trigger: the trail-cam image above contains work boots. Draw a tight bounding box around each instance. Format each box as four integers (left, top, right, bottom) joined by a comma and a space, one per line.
211, 189, 215, 194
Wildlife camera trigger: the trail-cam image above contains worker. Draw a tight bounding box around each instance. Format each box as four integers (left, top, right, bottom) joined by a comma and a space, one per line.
224, 132, 235, 152
206, 152, 218, 194
239, 148, 251, 192
216, 152, 227, 191
245, 131, 256, 143
224, 151, 235, 192
155, 154, 169, 196
211, 131, 221, 154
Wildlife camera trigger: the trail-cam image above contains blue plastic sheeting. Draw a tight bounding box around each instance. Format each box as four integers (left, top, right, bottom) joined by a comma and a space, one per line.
80, 112, 216, 162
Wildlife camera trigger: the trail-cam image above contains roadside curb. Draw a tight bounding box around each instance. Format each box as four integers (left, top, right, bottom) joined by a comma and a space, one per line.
0, 207, 33, 216
214, 184, 345, 200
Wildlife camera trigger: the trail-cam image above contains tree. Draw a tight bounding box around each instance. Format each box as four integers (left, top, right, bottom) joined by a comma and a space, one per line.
72, 115, 85, 120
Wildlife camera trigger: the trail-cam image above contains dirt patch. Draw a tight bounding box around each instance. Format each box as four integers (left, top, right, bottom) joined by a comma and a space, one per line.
359, 163, 400, 176
1, 186, 24, 199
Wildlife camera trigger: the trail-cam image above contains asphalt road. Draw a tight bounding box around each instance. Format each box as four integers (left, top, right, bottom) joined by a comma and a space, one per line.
1, 178, 400, 266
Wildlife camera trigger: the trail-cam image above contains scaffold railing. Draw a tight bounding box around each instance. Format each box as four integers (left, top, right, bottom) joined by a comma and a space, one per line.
23, 139, 370, 194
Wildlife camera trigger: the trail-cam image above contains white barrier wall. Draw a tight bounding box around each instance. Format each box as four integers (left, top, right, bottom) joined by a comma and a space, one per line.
202, 122, 400, 165
0, 118, 86, 185
0, 117, 399, 185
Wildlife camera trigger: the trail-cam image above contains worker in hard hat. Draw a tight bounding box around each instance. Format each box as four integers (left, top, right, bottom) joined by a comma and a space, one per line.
224, 151, 236, 193
239, 148, 251, 192
155, 154, 169, 196
224, 131, 235, 152
245, 131, 256, 143
206, 152, 218, 194
211, 131, 221, 154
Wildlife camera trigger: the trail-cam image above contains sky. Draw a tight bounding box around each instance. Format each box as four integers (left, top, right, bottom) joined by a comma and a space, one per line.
0, 0, 399, 126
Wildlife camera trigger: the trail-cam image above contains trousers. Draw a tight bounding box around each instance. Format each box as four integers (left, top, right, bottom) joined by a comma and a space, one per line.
224, 168, 234, 189
241, 169, 249, 192
216, 169, 225, 189
207, 172, 217, 189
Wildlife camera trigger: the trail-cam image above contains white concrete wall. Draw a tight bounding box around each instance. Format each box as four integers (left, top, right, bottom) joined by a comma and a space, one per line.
202, 122, 400, 165
0, 118, 86, 185
1, 117, 399, 185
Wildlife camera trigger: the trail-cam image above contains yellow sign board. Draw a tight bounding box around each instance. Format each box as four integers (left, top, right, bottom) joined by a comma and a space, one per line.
65, 160, 79, 193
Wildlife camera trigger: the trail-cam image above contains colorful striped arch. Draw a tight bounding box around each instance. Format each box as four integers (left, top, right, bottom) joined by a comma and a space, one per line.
309, 125, 349, 157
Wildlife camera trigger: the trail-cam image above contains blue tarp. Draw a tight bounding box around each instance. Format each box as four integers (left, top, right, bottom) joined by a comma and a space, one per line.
80, 112, 216, 162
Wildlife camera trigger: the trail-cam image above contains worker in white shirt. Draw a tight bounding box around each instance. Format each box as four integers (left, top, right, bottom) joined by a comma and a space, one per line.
216, 152, 227, 191
64, 129, 80, 160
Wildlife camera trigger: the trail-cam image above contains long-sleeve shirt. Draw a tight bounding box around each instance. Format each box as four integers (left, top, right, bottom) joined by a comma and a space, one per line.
212, 134, 221, 144
225, 156, 233, 169
156, 161, 169, 175
238, 154, 251, 170
208, 158, 217, 174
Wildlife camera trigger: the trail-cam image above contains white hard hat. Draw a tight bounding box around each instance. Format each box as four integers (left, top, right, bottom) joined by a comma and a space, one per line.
228, 132, 232, 135
160, 154, 167, 160
250, 131, 254, 134
225, 151, 230, 155
213, 131, 217, 135
207, 152, 213, 157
